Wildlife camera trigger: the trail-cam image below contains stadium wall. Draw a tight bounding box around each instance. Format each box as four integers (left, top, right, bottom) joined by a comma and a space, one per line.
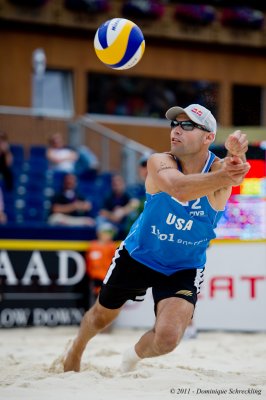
1, 28, 266, 149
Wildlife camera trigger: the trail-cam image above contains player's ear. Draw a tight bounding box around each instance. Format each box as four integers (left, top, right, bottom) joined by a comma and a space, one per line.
204, 132, 215, 144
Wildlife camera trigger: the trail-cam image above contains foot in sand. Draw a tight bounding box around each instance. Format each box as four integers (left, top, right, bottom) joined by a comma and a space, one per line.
120, 347, 141, 373
63, 341, 81, 372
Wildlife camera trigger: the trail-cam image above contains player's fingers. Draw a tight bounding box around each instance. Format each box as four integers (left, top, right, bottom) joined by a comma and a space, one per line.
226, 161, 250, 172
238, 134, 248, 145
232, 130, 242, 139
231, 163, 250, 175
241, 144, 249, 153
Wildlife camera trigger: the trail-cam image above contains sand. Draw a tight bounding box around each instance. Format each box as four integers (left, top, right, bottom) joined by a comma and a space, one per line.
0, 327, 265, 400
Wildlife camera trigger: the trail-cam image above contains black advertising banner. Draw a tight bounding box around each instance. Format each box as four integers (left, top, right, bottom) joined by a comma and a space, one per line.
0, 248, 90, 328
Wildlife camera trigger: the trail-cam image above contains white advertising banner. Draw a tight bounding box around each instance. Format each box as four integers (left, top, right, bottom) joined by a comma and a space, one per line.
115, 241, 266, 332
195, 241, 266, 331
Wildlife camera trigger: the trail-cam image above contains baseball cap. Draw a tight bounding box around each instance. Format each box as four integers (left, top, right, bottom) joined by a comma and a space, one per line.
165, 104, 217, 135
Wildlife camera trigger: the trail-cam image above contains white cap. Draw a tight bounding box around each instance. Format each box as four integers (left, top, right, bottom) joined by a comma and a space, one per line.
96, 222, 117, 233
165, 104, 217, 134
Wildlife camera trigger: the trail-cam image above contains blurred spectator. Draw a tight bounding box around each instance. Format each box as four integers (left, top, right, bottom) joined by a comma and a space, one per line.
128, 153, 149, 204
135, 153, 148, 204
85, 222, 117, 301
0, 187, 7, 224
122, 0, 165, 20
48, 173, 95, 226
47, 132, 99, 179
47, 132, 78, 173
138, 153, 149, 185
75, 145, 100, 179
126, 154, 150, 231
0, 131, 14, 191
174, 4, 216, 26
220, 7, 264, 30
98, 173, 140, 239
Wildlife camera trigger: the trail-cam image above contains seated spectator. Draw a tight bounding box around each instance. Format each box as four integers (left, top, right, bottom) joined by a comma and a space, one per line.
85, 222, 117, 301
0, 187, 7, 224
138, 154, 149, 180
74, 145, 100, 179
126, 154, 150, 230
47, 132, 99, 179
0, 131, 14, 191
128, 153, 149, 199
48, 173, 95, 227
98, 173, 140, 239
47, 132, 78, 173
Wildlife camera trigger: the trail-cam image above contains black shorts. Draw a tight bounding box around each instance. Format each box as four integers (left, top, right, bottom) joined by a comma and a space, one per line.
98, 243, 205, 312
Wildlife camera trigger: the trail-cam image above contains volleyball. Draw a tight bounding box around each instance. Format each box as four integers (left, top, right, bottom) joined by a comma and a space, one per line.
94, 18, 145, 70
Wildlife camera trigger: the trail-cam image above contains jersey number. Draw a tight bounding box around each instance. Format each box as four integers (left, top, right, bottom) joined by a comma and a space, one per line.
172, 197, 201, 209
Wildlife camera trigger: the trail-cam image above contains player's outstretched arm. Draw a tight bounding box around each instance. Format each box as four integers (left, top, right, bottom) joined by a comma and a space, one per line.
147, 153, 250, 202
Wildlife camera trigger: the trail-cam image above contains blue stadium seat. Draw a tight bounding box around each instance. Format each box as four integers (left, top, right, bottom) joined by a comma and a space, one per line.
29, 145, 47, 159
22, 194, 46, 222
10, 144, 24, 170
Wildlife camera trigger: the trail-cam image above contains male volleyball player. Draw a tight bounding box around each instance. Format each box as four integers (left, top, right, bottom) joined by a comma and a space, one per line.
63, 104, 249, 373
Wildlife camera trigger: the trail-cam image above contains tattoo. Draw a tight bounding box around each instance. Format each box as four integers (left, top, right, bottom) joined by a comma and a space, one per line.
157, 162, 175, 174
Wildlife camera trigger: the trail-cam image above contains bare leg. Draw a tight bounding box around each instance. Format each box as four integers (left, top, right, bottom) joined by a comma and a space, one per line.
64, 299, 122, 372
136, 298, 194, 358
121, 297, 193, 371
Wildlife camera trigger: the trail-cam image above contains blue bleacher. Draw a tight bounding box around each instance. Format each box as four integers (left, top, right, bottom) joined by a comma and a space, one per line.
22, 194, 47, 223
3, 144, 114, 225
10, 144, 24, 162
29, 145, 47, 159
1, 143, 50, 224
9, 144, 24, 177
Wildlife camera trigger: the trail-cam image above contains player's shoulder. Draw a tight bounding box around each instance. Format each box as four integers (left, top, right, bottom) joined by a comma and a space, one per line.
148, 152, 176, 164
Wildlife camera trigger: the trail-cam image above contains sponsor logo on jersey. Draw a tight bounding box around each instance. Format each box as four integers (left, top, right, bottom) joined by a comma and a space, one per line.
189, 210, 205, 216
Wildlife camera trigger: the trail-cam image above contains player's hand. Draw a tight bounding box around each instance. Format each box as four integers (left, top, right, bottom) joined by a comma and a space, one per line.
225, 130, 248, 157
222, 156, 250, 185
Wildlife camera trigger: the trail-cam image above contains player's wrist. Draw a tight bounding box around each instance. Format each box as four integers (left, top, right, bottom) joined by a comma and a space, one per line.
216, 167, 236, 186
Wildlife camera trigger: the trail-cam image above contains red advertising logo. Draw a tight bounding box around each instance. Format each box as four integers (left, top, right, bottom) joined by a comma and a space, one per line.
198, 275, 266, 299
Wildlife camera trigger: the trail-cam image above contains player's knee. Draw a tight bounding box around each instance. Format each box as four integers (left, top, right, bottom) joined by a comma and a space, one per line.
154, 328, 181, 355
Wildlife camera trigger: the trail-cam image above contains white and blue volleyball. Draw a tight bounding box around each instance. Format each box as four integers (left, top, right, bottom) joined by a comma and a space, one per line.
94, 18, 145, 70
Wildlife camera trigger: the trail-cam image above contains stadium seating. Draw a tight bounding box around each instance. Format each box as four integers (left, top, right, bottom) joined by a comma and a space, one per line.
220, 7, 265, 29
122, 0, 165, 20
1, 143, 116, 226
174, 4, 216, 25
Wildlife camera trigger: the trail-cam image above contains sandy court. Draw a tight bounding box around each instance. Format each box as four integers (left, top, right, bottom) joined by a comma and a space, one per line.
0, 326, 265, 400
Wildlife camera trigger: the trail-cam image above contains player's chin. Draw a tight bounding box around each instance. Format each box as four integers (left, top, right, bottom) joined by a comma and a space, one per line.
171, 142, 182, 152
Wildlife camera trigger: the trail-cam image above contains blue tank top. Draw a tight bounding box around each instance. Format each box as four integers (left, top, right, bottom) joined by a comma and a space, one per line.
124, 151, 224, 276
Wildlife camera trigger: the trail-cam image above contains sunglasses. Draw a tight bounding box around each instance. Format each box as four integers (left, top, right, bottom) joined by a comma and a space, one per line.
170, 120, 210, 132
